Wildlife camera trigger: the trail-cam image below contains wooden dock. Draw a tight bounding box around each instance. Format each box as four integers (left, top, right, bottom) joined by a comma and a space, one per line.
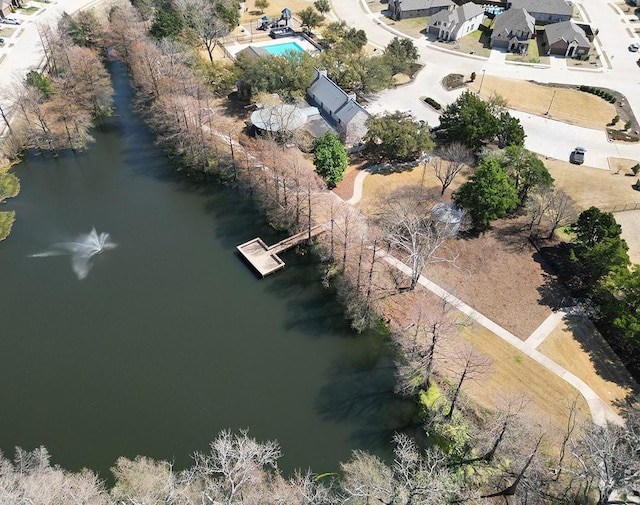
237, 225, 325, 277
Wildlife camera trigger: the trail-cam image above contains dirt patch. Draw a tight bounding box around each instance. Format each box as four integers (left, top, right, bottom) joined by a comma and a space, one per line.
466, 76, 619, 130
442, 73, 465, 91
537, 314, 637, 410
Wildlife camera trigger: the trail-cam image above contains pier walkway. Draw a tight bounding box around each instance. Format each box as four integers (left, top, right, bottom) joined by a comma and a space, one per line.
237, 225, 325, 277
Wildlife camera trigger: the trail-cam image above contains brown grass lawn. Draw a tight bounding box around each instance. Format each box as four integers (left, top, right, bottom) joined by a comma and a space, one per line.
432, 30, 492, 58
466, 76, 616, 130
608, 157, 639, 175
384, 290, 591, 431
365, 0, 389, 14
379, 15, 429, 40
238, 0, 319, 33
543, 157, 640, 210
537, 314, 637, 412
459, 321, 591, 429
613, 210, 640, 264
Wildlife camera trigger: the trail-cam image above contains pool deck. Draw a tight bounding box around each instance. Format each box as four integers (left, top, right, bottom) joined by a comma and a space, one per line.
224, 35, 320, 59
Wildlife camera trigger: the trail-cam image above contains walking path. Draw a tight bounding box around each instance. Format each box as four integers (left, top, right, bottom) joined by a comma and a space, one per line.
380, 252, 622, 426
346, 160, 623, 425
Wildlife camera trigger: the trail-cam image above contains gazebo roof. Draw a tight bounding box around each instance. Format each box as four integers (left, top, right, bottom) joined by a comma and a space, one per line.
250, 104, 307, 133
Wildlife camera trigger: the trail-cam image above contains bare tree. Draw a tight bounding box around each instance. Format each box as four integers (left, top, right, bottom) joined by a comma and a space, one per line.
444, 344, 492, 420
376, 185, 460, 291
432, 142, 474, 196
340, 433, 459, 504
393, 296, 463, 396
192, 429, 282, 505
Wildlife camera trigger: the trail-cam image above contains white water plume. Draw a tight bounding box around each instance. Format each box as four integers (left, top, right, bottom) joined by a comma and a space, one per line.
30, 228, 117, 280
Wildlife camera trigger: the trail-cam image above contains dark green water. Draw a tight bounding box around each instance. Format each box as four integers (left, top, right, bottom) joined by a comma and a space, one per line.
0, 62, 405, 478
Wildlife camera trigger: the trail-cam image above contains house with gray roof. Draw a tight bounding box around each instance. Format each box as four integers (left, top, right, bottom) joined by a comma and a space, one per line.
389, 0, 455, 20
490, 8, 535, 52
307, 68, 370, 147
428, 2, 485, 41
542, 20, 590, 57
507, 0, 573, 24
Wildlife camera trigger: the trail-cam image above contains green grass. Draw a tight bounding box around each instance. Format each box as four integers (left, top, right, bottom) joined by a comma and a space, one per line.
20, 5, 39, 13
0, 211, 15, 242
514, 354, 523, 363
0, 171, 20, 201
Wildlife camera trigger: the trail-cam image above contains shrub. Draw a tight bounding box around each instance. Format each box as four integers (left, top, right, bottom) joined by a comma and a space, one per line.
632, 163, 640, 176
470, 71, 476, 82
611, 115, 619, 125
624, 120, 633, 131
424, 97, 442, 110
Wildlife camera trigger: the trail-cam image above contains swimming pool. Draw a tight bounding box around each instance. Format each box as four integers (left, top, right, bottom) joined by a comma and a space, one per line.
263, 41, 305, 56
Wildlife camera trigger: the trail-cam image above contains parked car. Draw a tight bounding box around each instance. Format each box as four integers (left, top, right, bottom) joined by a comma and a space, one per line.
630, 42, 640, 52
0, 37, 4, 44
570, 147, 586, 165
1, 17, 21, 25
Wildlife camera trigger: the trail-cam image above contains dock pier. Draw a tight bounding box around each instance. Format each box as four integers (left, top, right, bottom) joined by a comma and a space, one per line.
237, 225, 325, 277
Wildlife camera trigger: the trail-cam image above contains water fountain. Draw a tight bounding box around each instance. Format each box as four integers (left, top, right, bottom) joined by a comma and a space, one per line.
30, 228, 117, 280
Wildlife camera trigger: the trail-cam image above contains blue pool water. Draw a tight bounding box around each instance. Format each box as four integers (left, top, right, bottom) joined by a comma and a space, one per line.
264, 41, 305, 55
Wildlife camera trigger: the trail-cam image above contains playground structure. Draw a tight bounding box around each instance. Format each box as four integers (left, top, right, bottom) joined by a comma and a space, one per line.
257, 7, 292, 30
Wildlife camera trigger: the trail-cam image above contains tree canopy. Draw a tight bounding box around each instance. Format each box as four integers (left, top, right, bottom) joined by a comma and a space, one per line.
364, 112, 433, 162
453, 157, 519, 231
439, 91, 500, 150
383, 37, 419, 75
234, 51, 314, 100
298, 6, 324, 33
149, 1, 185, 39
569, 207, 630, 289
313, 132, 348, 188
489, 145, 553, 205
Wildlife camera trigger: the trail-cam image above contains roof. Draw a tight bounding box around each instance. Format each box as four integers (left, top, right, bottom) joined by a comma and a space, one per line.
395, 0, 454, 12
508, 0, 573, 17
250, 104, 307, 132
237, 45, 270, 59
307, 68, 369, 125
430, 2, 484, 26
544, 20, 590, 46
492, 8, 535, 38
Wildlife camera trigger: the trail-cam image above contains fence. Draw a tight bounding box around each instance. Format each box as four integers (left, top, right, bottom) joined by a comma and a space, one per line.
600, 201, 640, 214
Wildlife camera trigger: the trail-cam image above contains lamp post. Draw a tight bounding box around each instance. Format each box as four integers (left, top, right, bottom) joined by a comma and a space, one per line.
478, 69, 486, 97
545, 90, 557, 116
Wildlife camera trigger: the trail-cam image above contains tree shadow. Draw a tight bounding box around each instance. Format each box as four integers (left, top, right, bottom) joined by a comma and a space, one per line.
561, 312, 640, 399
315, 351, 422, 451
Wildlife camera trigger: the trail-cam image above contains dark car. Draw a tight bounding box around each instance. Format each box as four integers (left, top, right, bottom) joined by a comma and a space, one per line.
570, 147, 586, 165
0, 37, 4, 44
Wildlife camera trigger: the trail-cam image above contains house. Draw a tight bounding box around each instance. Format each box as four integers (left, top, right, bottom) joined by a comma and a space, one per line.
507, 0, 573, 24
542, 20, 590, 57
1, 0, 11, 16
306, 68, 370, 147
428, 2, 485, 41
388, 0, 455, 20
490, 8, 535, 52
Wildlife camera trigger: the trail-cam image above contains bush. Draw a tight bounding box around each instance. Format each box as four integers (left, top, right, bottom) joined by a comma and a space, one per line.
470, 71, 476, 82
624, 120, 633, 131
424, 97, 442, 110
632, 163, 640, 176
611, 115, 619, 125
